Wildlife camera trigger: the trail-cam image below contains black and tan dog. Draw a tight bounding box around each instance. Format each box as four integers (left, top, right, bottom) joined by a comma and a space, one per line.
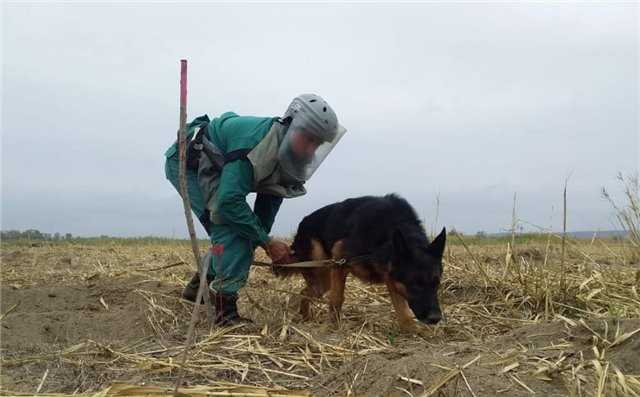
274, 194, 446, 332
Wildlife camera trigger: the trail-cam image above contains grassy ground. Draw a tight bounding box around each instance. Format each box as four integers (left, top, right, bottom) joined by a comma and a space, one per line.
1, 233, 639, 396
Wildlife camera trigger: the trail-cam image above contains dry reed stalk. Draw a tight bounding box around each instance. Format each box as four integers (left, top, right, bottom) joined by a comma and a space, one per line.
561, 180, 568, 293
418, 366, 460, 397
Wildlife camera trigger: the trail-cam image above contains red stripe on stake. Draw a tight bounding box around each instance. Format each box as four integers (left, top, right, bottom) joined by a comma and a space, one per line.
212, 244, 225, 322
212, 244, 224, 255
180, 60, 187, 108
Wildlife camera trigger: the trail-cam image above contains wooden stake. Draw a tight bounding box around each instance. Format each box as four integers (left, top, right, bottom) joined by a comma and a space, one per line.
175, 60, 213, 322
173, 59, 214, 396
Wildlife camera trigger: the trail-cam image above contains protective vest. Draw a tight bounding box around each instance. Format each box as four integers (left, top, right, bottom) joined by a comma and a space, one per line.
190, 114, 307, 225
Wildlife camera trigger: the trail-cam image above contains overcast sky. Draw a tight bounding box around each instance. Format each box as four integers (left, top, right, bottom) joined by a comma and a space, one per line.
2, 2, 638, 239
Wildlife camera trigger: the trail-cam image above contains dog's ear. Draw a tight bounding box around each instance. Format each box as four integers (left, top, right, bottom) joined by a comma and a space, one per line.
427, 227, 446, 259
392, 227, 409, 258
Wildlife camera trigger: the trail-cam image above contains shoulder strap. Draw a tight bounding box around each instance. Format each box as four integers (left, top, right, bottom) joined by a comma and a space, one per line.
224, 149, 252, 164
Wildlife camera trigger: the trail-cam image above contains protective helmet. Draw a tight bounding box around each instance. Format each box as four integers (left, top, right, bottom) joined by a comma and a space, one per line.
283, 93, 339, 142
278, 93, 346, 183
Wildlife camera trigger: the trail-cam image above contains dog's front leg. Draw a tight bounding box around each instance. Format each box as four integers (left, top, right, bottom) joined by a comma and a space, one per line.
300, 270, 328, 321
299, 284, 316, 321
385, 279, 415, 333
327, 241, 348, 326
328, 267, 349, 326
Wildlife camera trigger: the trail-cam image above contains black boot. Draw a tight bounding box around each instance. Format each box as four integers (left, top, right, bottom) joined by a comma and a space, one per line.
182, 272, 214, 303
214, 292, 253, 326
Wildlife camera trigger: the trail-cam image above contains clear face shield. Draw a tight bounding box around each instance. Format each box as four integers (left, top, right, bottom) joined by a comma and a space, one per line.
277, 118, 347, 183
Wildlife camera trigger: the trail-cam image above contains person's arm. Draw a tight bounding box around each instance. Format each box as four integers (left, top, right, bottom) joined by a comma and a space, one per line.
216, 159, 293, 262
253, 193, 283, 236
216, 159, 271, 246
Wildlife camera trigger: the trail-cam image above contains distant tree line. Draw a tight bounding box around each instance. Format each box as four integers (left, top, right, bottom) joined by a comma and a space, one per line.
1, 229, 73, 241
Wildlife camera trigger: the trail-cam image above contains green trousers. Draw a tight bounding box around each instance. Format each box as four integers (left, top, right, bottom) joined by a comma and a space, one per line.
165, 155, 254, 295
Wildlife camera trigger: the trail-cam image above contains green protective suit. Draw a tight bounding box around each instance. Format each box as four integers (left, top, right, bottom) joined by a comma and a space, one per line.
164, 112, 306, 295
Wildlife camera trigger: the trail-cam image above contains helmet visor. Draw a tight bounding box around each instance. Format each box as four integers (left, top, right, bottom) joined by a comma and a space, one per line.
278, 120, 347, 182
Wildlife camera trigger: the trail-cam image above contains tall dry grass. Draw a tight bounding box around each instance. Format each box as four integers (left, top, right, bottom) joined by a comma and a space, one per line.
602, 172, 640, 261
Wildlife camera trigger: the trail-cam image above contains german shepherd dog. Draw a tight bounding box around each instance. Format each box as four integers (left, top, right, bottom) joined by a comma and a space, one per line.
274, 194, 446, 332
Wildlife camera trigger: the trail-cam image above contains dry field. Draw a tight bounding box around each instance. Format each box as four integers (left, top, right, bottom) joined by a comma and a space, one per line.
1, 234, 639, 397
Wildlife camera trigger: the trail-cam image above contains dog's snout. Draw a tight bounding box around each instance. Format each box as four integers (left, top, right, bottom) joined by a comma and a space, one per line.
416, 309, 441, 325
425, 312, 441, 324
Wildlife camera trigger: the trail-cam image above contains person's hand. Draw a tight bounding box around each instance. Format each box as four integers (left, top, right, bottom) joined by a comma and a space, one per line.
264, 240, 294, 264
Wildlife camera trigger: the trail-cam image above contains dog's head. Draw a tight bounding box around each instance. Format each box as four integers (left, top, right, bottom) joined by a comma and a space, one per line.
390, 227, 446, 325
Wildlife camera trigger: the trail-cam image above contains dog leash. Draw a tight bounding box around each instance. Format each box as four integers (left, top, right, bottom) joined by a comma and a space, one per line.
252, 258, 346, 268
252, 254, 376, 268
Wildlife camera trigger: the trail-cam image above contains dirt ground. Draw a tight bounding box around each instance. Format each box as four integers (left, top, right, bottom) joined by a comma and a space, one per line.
1, 240, 639, 396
